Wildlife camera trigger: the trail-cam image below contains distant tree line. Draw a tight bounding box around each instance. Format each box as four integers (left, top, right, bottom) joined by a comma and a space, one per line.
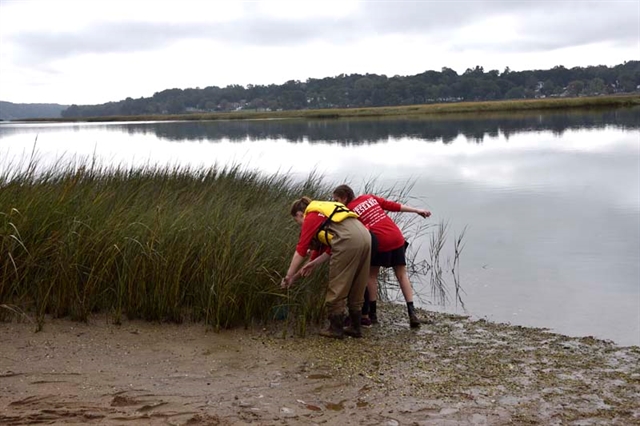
62, 61, 640, 118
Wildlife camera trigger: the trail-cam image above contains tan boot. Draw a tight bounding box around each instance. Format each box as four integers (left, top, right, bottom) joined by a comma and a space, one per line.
319, 314, 344, 339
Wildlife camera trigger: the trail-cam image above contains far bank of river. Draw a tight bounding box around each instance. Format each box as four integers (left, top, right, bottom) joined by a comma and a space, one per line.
12, 94, 640, 123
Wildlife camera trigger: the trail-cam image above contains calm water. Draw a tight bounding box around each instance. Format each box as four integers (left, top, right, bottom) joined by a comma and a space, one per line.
1, 109, 639, 346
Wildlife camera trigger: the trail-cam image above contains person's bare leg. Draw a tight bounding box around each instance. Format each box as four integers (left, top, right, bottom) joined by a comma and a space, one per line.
394, 265, 421, 328
394, 265, 413, 302
367, 266, 380, 300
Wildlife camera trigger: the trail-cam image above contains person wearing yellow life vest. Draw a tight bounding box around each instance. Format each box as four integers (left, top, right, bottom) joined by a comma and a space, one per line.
282, 197, 371, 339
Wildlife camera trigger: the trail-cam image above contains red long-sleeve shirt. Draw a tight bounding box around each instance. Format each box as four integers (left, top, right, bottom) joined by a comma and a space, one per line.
295, 211, 327, 257
347, 195, 405, 252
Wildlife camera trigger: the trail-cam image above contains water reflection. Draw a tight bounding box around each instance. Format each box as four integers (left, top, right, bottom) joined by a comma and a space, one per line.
1, 107, 639, 145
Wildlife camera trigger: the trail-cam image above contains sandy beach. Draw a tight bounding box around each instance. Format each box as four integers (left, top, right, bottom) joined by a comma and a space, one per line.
1, 304, 639, 425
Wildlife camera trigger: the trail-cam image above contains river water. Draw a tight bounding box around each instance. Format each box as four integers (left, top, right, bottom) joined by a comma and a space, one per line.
1, 108, 639, 346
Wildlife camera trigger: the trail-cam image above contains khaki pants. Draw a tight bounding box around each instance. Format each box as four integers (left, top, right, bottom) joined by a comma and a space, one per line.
324, 218, 371, 315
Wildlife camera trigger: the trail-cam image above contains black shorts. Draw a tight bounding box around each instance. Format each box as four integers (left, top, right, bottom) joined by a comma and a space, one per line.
371, 241, 408, 268
369, 231, 379, 263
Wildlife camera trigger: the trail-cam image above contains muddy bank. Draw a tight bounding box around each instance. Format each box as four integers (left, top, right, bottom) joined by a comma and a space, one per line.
1, 304, 639, 425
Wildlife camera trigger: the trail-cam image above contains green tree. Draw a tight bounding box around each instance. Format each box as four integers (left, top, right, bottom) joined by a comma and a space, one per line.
505, 86, 525, 99
541, 79, 556, 96
618, 73, 636, 92
434, 84, 452, 100
409, 81, 427, 104
167, 98, 185, 114
566, 80, 585, 96
440, 67, 458, 85
354, 77, 374, 105
585, 78, 605, 95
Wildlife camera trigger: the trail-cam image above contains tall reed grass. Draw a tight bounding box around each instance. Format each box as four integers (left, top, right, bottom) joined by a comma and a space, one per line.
0, 159, 463, 333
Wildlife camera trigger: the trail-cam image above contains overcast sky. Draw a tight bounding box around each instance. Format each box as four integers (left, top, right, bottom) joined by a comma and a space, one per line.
0, 0, 638, 105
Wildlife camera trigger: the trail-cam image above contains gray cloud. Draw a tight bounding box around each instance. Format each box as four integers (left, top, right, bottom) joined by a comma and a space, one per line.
10, 19, 347, 65
11, 22, 188, 62
8, 1, 638, 67
512, 3, 638, 50
363, 1, 638, 52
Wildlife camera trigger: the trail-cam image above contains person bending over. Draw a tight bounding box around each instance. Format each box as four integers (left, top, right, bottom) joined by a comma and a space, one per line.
282, 197, 371, 339
332, 184, 431, 328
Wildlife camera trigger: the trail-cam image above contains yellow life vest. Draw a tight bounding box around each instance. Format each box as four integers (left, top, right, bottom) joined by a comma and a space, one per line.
304, 201, 358, 246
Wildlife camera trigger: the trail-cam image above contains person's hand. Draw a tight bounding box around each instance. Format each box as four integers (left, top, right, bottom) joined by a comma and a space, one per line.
300, 262, 317, 277
417, 209, 431, 218
281, 275, 294, 289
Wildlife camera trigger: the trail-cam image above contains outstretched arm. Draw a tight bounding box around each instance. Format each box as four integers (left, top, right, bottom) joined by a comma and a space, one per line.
374, 195, 431, 218
399, 204, 431, 218
282, 251, 306, 288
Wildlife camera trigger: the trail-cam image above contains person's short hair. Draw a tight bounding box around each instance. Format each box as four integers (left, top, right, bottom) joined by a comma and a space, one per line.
332, 184, 356, 205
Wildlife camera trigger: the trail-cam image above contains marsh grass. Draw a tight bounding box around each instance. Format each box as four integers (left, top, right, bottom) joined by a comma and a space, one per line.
0, 158, 329, 331
0, 159, 464, 333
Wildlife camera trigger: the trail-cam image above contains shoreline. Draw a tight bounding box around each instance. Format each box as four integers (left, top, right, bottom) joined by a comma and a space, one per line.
2, 303, 638, 425
7, 94, 640, 123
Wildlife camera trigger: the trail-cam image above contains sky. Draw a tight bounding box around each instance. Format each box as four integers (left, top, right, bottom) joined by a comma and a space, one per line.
0, 0, 638, 106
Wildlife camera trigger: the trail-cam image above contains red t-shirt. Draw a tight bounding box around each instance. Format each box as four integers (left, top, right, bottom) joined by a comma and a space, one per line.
347, 195, 404, 252
295, 211, 327, 257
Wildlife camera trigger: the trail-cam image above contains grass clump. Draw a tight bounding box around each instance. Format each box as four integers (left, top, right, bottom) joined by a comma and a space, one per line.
0, 160, 333, 331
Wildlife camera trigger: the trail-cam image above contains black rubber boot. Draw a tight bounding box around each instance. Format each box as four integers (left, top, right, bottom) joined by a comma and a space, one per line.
362, 288, 370, 316
407, 303, 421, 328
344, 310, 363, 338
319, 314, 345, 339
369, 301, 378, 324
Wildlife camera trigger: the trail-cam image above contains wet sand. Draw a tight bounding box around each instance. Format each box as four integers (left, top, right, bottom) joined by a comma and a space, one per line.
1, 304, 639, 425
